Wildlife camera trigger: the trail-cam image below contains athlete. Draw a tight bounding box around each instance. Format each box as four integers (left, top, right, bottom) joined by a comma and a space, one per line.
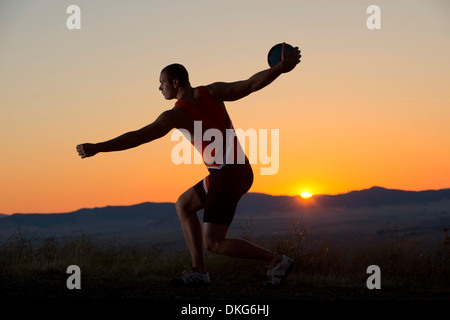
76, 43, 301, 287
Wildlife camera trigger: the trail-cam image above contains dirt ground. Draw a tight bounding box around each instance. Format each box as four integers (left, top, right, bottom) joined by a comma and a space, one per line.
1, 273, 448, 318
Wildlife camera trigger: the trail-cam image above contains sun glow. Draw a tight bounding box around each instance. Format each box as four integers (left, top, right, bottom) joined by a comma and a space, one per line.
300, 192, 312, 199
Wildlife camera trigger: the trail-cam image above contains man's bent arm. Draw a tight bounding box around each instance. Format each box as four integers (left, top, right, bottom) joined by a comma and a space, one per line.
207, 64, 284, 102
208, 44, 301, 102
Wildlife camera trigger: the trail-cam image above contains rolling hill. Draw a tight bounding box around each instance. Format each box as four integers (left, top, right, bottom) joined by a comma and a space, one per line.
1, 187, 449, 246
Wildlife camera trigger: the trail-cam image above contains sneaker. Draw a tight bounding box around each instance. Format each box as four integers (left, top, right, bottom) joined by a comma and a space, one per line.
263, 255, 294, 288
170, 267, 211, 286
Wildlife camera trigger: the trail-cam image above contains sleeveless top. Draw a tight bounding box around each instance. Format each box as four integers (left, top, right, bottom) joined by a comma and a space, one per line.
176, 86, 244, 169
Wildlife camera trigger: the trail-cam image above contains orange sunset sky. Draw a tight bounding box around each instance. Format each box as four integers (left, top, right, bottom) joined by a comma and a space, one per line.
1, 0, 449, 214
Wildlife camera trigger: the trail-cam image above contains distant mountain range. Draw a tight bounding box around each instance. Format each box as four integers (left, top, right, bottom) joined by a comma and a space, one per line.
1, 187, 449, 246
315, 186, 450, 208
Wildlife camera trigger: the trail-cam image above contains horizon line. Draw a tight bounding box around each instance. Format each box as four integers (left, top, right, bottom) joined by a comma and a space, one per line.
2, 185, 450, 216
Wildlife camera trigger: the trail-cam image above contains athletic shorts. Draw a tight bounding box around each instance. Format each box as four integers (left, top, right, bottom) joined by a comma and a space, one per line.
193, 163, 253, 226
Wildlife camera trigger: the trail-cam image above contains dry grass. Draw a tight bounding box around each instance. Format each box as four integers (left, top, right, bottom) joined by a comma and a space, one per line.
1, 222, 449, 299
264, 221, 450, 291
0, 226, 189, 280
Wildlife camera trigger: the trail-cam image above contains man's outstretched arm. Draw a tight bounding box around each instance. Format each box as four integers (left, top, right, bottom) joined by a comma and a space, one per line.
207, 43, 301, 102
76, 110, 177, 159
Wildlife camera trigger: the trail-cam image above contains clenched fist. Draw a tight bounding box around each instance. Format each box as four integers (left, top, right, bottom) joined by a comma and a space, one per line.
76, 143, 98, 159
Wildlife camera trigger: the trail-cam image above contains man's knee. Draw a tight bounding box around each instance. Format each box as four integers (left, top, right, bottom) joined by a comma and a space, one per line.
203, 236, 223, 254
175, 195, 190, 218
175, 194, 186, 212
203, 223, 229, 254
175, 188, 202, 217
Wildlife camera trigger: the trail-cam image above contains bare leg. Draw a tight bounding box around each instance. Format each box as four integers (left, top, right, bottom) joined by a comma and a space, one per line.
203, 222, 282, 267
175, 187, 207, 273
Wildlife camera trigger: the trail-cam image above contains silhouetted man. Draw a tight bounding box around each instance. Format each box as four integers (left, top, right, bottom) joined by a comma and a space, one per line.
77, 43, 301, 287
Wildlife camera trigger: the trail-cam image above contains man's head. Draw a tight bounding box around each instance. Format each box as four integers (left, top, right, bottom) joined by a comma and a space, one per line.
159, 63, 190, 100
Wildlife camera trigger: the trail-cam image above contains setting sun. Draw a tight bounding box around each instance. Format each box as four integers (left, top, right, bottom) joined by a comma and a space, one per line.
300, 192, 312, 199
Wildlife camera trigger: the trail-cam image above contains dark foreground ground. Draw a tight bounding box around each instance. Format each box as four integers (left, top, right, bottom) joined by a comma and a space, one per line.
1, 273, 449, 319
2, 226, 449, 317
2, 273, 450, 300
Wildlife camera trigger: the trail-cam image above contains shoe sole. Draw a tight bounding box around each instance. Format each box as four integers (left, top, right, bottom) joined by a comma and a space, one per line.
263, 260, 294, 288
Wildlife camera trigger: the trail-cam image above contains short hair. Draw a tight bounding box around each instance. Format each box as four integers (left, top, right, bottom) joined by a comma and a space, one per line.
161, 63, 190, 86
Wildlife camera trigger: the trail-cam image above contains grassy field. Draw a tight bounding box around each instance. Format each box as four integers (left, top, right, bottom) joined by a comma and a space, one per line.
1, 222, 449, 302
